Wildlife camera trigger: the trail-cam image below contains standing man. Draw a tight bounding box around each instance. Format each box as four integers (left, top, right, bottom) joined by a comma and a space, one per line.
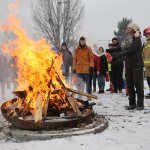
106, 37, 123, 93
72, 37, 94, 94
60, 42, 73, 82
108, 23, 144, 110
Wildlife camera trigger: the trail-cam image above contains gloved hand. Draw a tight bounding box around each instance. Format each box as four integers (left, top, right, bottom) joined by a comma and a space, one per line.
72, 70, 76, 74
106, 49, 111, 53
106, 52, 113, 63
89, 67, 94, 74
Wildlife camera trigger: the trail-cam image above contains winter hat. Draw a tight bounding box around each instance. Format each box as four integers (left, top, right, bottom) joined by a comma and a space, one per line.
80, 36, 86, 41
128, 23, 140, 37
62, 42, 67, 47
128, 23, 140, 32
112, 37, 119, 42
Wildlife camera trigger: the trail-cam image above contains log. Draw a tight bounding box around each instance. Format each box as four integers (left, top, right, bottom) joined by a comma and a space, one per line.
34, 93, 43, 123
43, 91, 51, 118
67, 96, 82, 116
55, 76, 82, 116
67, 88, 98, 100
21, 99, 32, 117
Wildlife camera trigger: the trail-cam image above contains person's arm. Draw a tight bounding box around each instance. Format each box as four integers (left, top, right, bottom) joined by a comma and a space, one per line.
115, 37, 142, 59
106, 46, 121, 53
72, 49, 77, 73
104, 56, 108, 72
89, 47, 94, 68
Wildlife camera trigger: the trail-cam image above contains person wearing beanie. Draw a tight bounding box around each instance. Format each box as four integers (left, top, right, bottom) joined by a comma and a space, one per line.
143, 27, 150, 99
60, 42, 73, 82
72, 37, 94, 94
106, 37, 123, 93
107, 23, 144, 110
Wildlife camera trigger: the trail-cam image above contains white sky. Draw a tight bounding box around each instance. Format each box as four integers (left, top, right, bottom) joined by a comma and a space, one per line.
0, 0, 150, 48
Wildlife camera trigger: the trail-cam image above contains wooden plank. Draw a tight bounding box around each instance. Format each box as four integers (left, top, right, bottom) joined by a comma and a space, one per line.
67, 87, 97, 99
34, 93, 43, 123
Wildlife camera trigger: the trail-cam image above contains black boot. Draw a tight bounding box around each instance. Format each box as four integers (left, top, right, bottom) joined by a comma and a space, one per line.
136, 106, 144, 110
98, 90, 102, 94
125, 105, 136, 110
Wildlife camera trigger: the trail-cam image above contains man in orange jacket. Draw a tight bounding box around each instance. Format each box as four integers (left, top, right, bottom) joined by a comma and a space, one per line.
72, 37, 94, 94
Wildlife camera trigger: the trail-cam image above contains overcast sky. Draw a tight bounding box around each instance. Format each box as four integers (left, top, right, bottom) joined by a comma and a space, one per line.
0, 0, 150, 47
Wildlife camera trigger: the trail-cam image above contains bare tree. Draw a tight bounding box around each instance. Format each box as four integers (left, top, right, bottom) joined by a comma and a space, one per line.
33, 0, 84, 49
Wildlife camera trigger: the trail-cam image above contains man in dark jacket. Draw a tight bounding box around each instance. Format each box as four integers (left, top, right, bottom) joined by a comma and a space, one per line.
109, 23, 144, 110
106, 37, 123, 93
60, 42, 73, 82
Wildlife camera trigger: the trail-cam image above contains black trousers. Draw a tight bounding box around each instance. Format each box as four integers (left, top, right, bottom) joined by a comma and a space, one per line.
111, 65, 123, 91
126, 67, 144, 107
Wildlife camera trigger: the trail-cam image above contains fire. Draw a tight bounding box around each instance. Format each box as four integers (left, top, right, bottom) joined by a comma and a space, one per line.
0, 4, 70, 118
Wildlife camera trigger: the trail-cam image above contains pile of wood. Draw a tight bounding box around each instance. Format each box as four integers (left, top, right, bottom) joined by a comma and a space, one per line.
7, 59, 97, 123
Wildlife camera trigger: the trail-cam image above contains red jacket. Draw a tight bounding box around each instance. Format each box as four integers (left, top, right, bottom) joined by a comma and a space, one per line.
94, 55, 100, 72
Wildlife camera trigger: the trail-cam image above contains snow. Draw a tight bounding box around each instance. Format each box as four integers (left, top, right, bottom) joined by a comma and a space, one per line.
0, 82, 150, 150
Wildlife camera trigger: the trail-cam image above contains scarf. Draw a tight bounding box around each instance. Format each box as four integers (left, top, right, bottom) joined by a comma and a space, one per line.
121, 35, 133, 50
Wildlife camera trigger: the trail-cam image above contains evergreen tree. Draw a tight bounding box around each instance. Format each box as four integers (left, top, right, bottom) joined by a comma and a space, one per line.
114, 17, 132, 42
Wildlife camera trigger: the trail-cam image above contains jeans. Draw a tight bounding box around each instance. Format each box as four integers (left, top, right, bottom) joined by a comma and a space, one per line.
77, 73, 91, 94
97, 75, 105, 90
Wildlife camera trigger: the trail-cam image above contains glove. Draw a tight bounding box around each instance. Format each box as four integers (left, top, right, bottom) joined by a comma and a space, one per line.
89, 67, 94, 74
106, 49, 111, 53
72, 70, 76, 74
106, 52, 113, 63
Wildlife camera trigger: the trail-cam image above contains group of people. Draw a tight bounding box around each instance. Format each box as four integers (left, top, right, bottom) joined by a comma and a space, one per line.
61, 23, 150, 111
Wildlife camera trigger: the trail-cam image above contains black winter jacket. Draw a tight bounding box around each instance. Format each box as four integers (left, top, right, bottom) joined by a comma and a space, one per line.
60, 48, 73, 67
99, 55, 108, 76
106, 45, 123, 67
113, 37, 144, 68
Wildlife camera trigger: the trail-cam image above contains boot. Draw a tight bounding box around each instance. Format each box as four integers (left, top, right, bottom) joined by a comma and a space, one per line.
125, 105, 136, 110
136, 106, 144, 110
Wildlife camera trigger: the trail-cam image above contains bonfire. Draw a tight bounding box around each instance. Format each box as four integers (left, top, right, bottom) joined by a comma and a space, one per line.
0, 3, 97, 130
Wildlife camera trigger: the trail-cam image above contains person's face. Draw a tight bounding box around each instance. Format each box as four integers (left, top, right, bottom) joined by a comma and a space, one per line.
112, 40, 118, 45
62, 45, 67, 49
126, 27, 135, 34
98, 48, 104, 53
80, 39, 86, 45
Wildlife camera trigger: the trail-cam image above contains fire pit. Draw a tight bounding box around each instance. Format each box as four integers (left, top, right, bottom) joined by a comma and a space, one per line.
0, 10, 108, 137
1, 94, 96, 131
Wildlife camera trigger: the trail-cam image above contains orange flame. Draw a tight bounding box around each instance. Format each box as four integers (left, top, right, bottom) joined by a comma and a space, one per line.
0, 2, 69, 112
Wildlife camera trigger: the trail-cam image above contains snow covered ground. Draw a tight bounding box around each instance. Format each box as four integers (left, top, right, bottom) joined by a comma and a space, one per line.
0, 82, 150, 150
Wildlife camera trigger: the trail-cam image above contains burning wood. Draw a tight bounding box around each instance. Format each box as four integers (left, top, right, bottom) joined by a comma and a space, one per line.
0, 7, 97, 128
35, 93, 43, 123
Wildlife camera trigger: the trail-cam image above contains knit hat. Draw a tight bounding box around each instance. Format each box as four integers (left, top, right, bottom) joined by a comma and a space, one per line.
128, 23, 140, 37
80, 36, 86, 41
128, 23, 140, 32
62, 42, 67, 47
112, 37, 119, 42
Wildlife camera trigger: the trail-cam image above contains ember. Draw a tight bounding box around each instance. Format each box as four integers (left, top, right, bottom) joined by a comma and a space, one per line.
0, 3, 97, 130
